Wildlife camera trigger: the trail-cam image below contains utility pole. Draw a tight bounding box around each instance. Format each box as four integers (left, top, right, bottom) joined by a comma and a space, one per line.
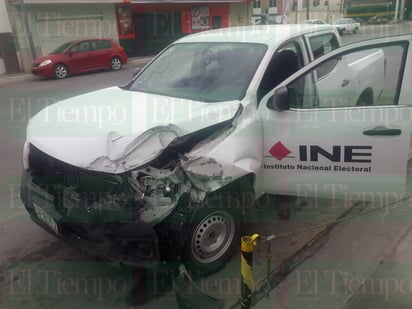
394, 0, 399, 21
400, 0, 405, 20
295, 0, 298, 23
306, 0, 309, 19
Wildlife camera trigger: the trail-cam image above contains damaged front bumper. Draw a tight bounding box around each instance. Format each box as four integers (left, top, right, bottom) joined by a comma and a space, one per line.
20, 170, 162, 267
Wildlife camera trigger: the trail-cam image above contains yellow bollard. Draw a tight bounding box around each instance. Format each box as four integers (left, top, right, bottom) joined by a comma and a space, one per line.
241, 233, 259, 309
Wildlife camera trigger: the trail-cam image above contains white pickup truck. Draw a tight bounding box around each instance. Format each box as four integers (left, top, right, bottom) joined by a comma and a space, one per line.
21, 25, 411, 274
333, 18, 360, 34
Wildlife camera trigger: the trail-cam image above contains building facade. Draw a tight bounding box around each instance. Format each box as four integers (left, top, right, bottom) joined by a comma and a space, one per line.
5, 0, 253, 73
253, 0, 343, 24
291, 0, 344, 23
1, 0, 20, 74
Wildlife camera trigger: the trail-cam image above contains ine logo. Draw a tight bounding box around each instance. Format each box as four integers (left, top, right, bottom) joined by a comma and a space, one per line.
268, 141, 373, 163
268, 142, 293, 160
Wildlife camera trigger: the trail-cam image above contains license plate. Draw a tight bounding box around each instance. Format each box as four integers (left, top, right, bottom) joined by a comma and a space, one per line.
33, 204, 59, 235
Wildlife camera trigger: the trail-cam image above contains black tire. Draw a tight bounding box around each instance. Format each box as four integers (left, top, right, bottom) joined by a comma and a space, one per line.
356, 90, 373, 106
339, 29, 344, 35
110, 57, 122, 71
183, 193, 241, 276
353, 27, 358, 34
54, 64, 68, 79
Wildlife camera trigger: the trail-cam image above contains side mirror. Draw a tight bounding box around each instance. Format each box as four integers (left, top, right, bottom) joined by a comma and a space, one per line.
67, 51, 74, 57
267, 86, 290, 111
132, 67, 141, 77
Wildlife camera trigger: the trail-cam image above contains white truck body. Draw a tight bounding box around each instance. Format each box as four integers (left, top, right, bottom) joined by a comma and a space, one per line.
21, 26, 412, 271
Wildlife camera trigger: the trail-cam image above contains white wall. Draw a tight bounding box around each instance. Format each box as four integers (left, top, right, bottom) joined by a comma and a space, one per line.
0, 58, 5, 75
0, 0, 12, 33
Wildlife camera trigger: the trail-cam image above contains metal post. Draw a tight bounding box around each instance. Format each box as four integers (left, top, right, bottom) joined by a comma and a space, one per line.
400, 0, 405, 20
394, 0, 400, 21
241, 234, 259, 309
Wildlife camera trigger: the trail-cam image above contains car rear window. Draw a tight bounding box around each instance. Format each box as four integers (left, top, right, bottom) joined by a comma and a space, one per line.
91, 40, 111, 50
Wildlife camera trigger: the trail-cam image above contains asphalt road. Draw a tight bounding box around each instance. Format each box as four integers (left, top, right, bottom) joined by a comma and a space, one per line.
0, 23, 411, 309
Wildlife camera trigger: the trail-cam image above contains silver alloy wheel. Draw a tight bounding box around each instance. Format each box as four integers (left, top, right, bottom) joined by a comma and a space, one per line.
111, 57, 122, 70
54, 64, 67, 79
190, 210, 235, 264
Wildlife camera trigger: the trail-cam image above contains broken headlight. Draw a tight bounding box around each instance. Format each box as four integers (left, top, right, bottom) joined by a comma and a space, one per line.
121, 130, 178, 169
143, 177, 178, 200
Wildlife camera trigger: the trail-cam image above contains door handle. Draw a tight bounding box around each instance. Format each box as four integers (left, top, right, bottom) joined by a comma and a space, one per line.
341, 79, 350, 87
363, 127, 401, 136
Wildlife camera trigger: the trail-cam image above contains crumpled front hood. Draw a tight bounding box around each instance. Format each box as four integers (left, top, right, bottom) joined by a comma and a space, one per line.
27, 86, 241, 173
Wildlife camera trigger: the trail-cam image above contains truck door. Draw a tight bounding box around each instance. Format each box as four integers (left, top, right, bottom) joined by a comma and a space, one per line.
258, 36, 412, 201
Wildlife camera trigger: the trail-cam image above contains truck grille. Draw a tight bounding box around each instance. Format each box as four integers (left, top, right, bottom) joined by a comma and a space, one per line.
29, 144, 80, 183
28, 143, 126, 193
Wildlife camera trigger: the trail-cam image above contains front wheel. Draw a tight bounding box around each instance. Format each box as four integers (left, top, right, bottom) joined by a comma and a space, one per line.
353, 27, 358, 34
54, 64, 68, 79
110, 57, 122, 71
183, 194, 241, 276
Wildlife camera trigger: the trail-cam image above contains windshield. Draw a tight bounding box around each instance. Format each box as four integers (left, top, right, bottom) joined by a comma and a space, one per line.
50, 42, 73, 54
129, 42, 267, 102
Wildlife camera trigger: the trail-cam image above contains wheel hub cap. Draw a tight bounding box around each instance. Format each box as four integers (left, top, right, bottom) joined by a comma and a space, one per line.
191, 211, 235, 263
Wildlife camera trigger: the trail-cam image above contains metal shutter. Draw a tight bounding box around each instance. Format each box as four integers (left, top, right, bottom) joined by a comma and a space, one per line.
36, 15, 103, 55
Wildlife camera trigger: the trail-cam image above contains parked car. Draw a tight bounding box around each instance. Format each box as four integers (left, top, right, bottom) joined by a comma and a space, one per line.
368, 14, 393, 24
347, 18, 361, 28
333, 18, 360, 34
31, 38, 128, 79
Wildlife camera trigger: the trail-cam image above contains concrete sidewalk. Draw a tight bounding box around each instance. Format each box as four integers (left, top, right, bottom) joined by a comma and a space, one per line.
252, 200, 412, 309
0, 56, 153, 85
251, 168, 412, 309
0, 71, 34, 85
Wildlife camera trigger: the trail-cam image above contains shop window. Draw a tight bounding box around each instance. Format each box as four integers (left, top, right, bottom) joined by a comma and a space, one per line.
191, 6, 210, 31
269, 0, 277, 7
116, 6, 133, 35
254, 0, 261, 9
313, 0, 320, 6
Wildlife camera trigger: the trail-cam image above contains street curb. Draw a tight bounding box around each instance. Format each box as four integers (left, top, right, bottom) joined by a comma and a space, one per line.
0, 73, 34, 85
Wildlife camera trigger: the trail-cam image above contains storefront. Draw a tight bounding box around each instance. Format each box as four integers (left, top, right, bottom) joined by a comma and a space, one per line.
117, 1, 248, 56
